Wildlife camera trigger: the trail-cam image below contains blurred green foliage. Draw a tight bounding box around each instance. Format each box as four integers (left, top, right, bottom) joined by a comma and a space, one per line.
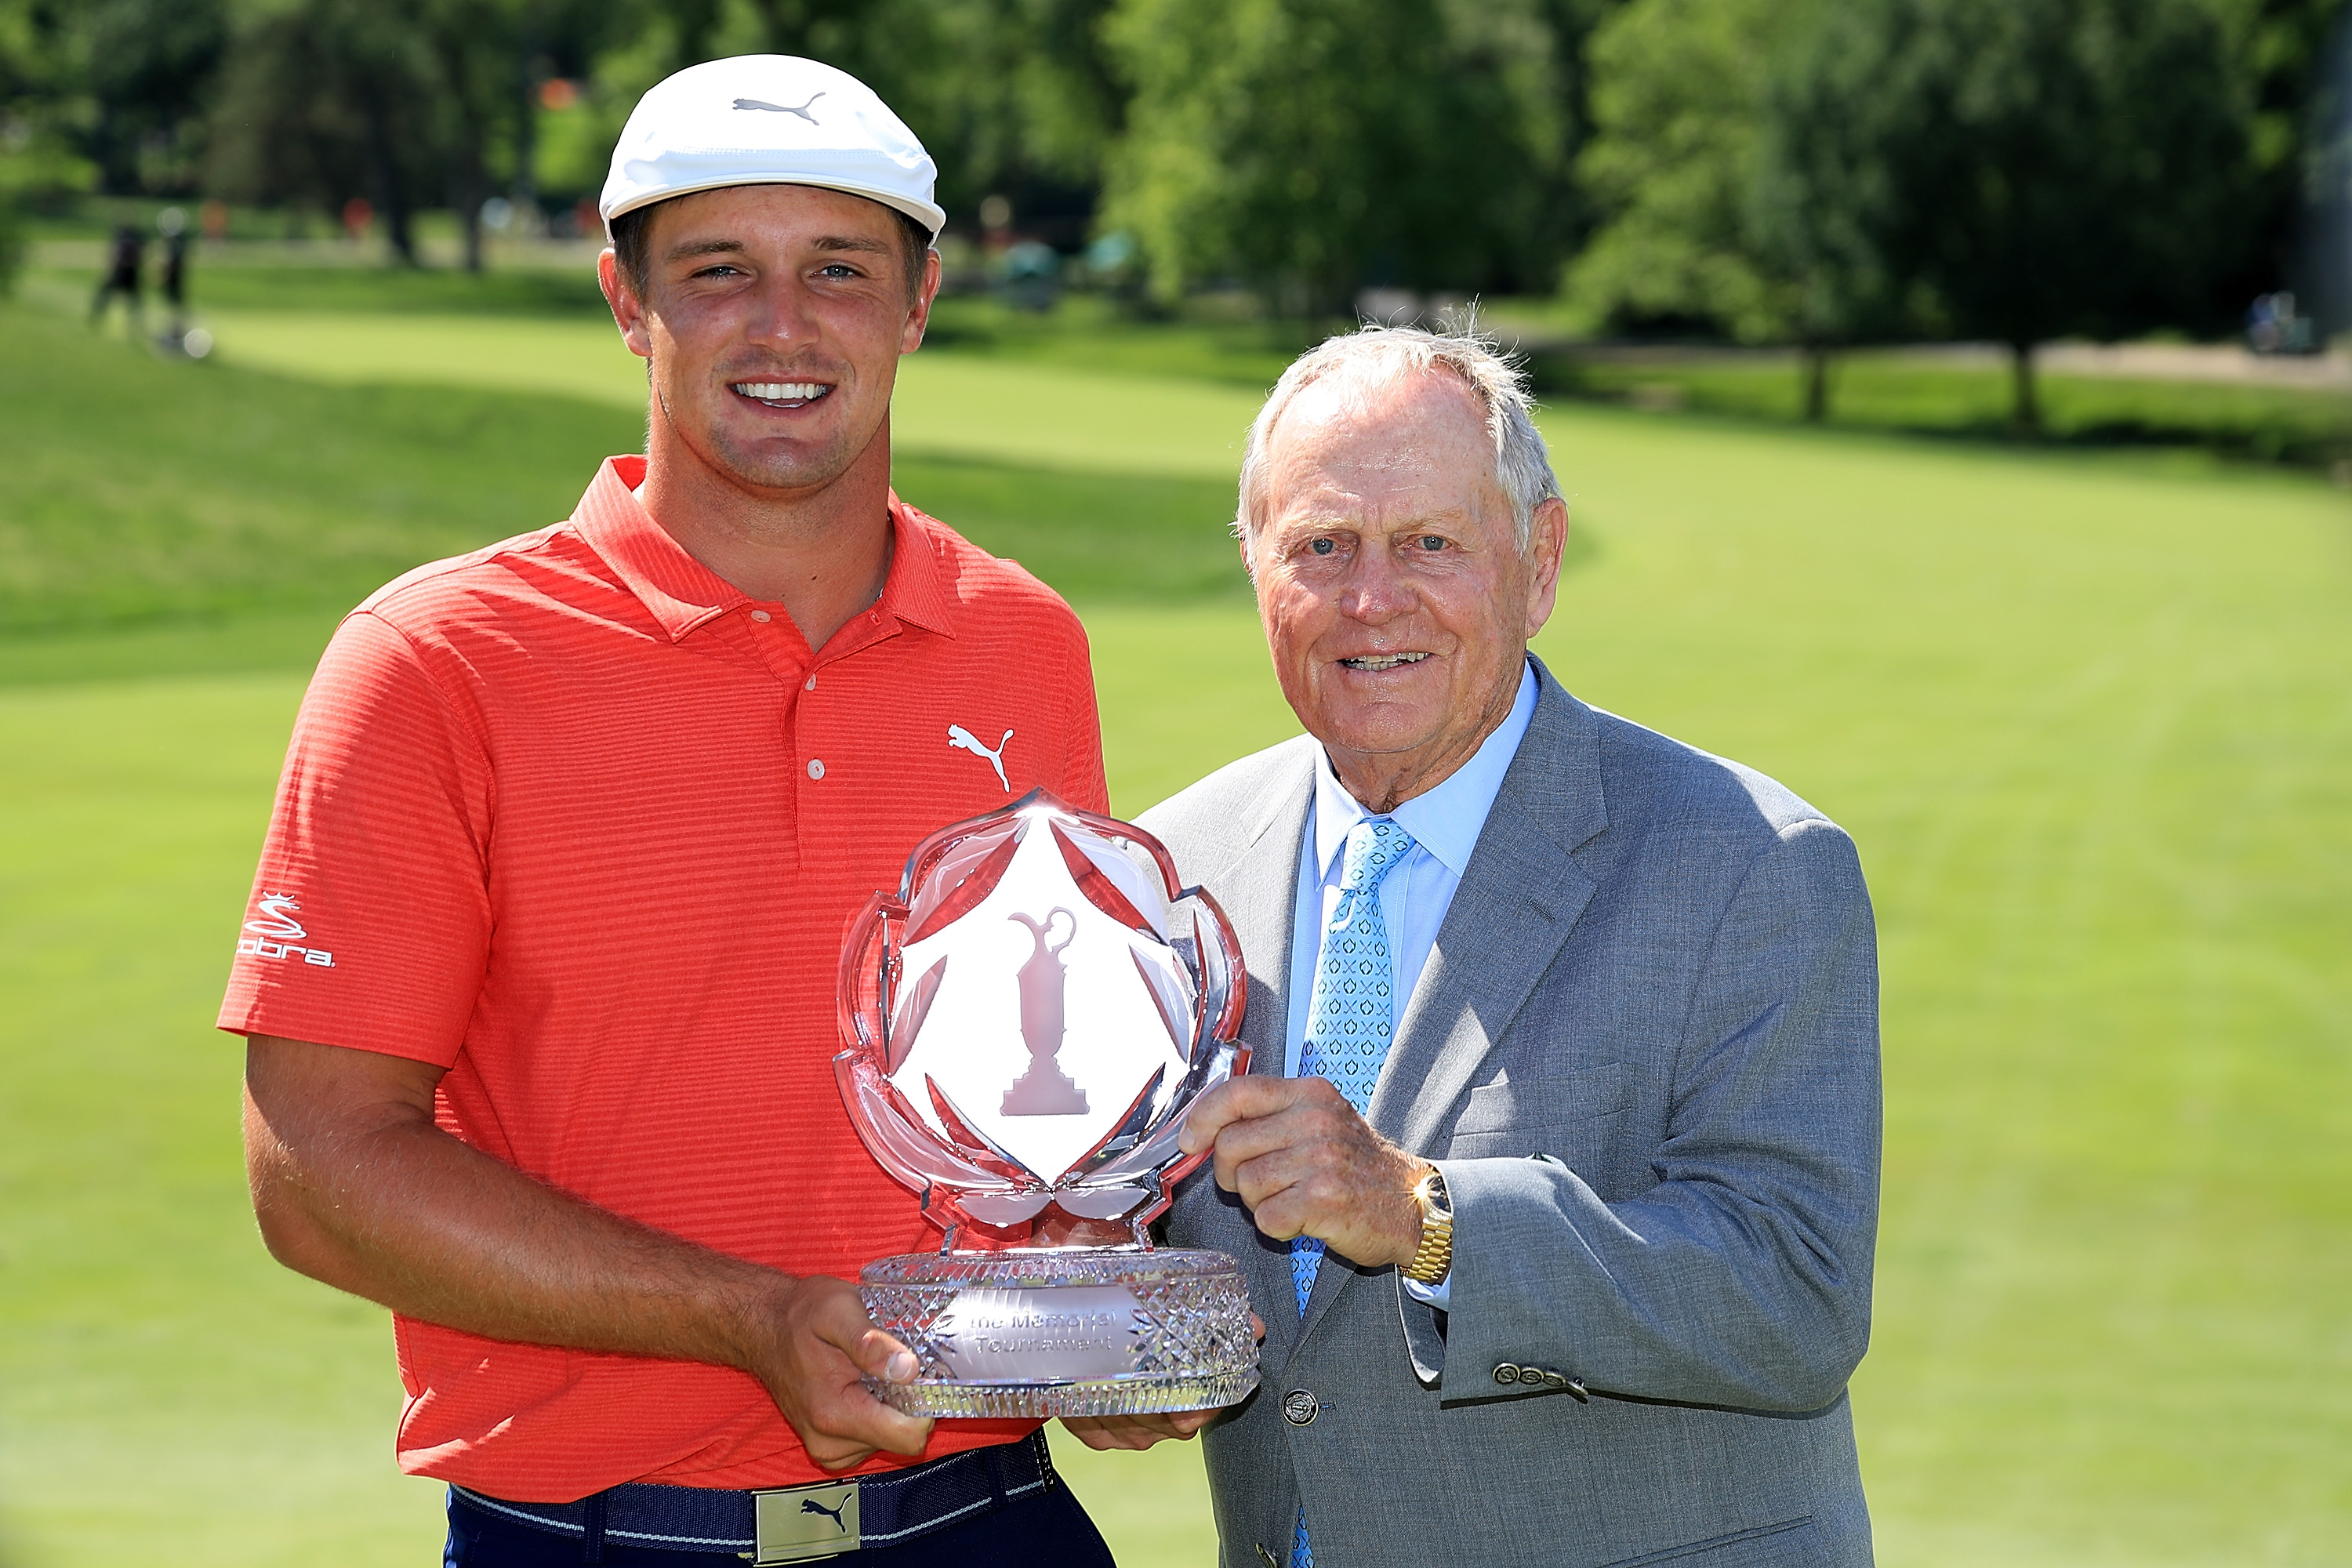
1572, 0, 2307, 429
201, 0, 626, 267
1099, 0, 1605, 309
1567, 0, 1785, 346
6, 0, 2344, 347
1791, 0, 2253, 429
1563, 0, 1896, 420
0, 0, 101, 289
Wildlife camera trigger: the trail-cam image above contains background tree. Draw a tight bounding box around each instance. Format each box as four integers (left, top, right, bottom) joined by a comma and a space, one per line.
1566, 0, 1838, 400
1098, 0, 1602, 314
8, 0, 2330, 349
1815, 0, 2258, 434
2299, 6, 2352, 328
2209, 0, 2350, 314
1574, 0, 2270, 428
914, 0, 1127, 227
1741, 1, 1912, 419
205, 0, 615, 266
0, 0, 97, 292
205, 0, 449, 262
1566, 0, 1936, 423
71, 0, 228, 198
419, 0, 524, 273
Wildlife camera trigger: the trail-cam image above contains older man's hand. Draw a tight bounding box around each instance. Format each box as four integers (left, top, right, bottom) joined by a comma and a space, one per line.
1178, 1076, 1426, 1268
1058, 1406, 1220, 1450
1058, 1308, 1262, 1451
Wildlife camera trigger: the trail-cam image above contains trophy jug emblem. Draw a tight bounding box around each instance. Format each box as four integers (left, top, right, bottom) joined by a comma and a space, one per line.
1003, 909, 1088, 1116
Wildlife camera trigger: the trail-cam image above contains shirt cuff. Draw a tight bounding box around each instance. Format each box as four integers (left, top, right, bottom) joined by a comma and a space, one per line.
1401, 1271, 1451, 1309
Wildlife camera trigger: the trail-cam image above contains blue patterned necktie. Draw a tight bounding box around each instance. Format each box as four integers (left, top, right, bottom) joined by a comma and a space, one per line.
1289, 816, 1416, 1567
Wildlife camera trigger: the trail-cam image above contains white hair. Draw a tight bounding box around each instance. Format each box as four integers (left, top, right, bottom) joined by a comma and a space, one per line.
1234, 321, 1562, 552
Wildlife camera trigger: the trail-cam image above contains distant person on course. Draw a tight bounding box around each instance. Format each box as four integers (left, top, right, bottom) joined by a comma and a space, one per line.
157, 207, 191, 347
89, 223, 143, 333
221, 56, 1116, 1567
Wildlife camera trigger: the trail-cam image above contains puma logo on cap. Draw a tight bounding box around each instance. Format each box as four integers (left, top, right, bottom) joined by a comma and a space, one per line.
733, 93, 824, 122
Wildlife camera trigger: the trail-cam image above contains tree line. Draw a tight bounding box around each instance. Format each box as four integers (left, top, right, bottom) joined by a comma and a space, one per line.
3, 0, 2343, 424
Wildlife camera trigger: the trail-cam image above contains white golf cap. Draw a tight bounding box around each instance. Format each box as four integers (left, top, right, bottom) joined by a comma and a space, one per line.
600, 55, 944, 238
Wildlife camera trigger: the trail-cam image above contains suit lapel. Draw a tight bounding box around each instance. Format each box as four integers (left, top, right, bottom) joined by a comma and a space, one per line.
1220, 743, 1312, 1084
1196, 740, 1314, 1363
1298, 662, 1609, 1341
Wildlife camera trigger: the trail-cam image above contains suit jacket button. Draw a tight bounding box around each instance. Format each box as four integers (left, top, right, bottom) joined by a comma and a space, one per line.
1566, 1377, 1589, 1403
1493, 1363, 1521, 1385
1541, 1368, 1568, 1389
1282, 1388, 1319, 1426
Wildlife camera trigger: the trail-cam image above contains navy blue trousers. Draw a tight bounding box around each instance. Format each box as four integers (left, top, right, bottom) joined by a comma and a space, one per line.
444, 1474, 1117, 1567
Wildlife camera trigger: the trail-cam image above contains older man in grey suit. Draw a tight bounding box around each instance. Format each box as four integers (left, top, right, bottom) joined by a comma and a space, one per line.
1062, 327, 1880, 1567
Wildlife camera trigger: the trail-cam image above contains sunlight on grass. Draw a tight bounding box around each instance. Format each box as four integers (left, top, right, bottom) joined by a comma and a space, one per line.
0, 303, 1250, 633
201, 310, 1263, 478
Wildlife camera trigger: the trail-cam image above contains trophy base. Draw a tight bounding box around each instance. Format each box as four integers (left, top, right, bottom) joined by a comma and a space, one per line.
858, 1247, 1261, 1419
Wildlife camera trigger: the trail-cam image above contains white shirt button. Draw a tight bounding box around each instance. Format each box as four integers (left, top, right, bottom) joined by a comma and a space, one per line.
750, 609, 771, 623
807, 759, 825, 779
804, 673, 818, 691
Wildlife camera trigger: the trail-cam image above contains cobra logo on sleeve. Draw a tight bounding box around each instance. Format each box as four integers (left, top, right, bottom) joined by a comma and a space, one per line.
238, 893, 336, 968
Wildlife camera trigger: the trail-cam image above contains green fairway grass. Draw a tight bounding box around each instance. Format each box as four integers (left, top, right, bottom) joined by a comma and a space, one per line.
0, 310, 639, 632
35, 246, 2344, 467
189, 307, 1265, 480
133, 260, 614, 318
2, 306, 2348, 1567
182, 301, 2352, 487
1543, 349, 2352, 469
27, 256, 1308, 384
0, 305, 1250, 636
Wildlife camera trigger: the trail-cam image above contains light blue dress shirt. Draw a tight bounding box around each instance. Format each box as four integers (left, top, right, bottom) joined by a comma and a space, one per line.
1284, 661, 1537, 1305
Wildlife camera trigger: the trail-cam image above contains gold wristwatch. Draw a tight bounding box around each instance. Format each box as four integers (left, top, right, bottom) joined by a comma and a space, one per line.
1402, 1165, 1454, 1285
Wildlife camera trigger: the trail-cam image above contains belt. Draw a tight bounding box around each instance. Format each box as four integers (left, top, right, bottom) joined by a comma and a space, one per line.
450, 1432, 1056, 1565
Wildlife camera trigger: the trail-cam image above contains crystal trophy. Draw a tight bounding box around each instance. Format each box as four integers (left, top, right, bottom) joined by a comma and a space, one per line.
835, 790, 1260, 1417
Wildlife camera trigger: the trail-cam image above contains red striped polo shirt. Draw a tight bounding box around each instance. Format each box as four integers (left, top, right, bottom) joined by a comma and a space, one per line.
219, 456, 1108, 1501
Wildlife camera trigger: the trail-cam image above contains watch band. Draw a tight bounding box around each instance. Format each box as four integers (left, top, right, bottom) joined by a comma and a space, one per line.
1402, 1167, 1454, 1285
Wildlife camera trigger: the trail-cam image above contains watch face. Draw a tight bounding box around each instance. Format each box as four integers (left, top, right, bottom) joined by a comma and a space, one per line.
1421, 1170, 1451, 1218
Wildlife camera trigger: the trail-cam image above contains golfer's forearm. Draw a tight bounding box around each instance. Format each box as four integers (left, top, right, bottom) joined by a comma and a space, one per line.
243, 1064, 784, 1370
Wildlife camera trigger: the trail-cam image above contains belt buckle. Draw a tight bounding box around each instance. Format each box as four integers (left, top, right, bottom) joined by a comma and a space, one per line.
751, 1479, 861, 1563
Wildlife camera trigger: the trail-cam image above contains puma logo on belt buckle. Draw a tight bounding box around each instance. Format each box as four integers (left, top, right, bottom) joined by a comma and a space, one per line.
752, 1480, 861, 1562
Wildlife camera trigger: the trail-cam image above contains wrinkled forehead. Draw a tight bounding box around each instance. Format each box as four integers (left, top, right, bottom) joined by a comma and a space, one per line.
1261, 368, 1498, 513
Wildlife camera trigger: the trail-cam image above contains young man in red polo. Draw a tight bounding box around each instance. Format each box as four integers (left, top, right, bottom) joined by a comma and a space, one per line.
223, 56, 1115, 1566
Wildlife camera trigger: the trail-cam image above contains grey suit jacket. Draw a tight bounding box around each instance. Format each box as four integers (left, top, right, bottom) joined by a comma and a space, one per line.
1138, 659, 1880, 1568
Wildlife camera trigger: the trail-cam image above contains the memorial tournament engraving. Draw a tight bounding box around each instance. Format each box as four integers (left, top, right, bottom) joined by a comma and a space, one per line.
931, 1286, 1142, 1381
836, 790, 1261, 1417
